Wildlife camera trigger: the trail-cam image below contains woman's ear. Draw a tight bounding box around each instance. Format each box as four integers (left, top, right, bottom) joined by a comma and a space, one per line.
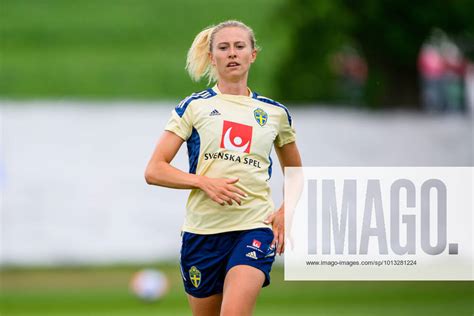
209, 52, 215, 66
251, 49, 257, 64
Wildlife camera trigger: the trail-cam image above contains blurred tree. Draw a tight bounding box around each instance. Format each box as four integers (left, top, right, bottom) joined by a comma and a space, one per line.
275, 0, 474, 107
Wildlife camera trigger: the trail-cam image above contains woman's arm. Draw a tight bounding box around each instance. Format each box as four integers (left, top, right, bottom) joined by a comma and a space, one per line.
145, 131, 199, 189
264, 141, 302, 255
145, 131, 246, 205
275, 141, 302, 173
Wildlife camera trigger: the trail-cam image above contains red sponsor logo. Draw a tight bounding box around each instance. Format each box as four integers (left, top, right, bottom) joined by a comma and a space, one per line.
220, 120, 253, 153
252, 239, 261, 248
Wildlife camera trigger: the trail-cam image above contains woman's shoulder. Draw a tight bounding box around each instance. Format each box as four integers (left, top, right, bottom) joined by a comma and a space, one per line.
177, 88, 217, 107
251, 92, 292, 124
175, 88, 217, 117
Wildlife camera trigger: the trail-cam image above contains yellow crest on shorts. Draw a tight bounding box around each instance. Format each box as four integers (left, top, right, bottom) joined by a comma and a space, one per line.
189, 266, 201, 288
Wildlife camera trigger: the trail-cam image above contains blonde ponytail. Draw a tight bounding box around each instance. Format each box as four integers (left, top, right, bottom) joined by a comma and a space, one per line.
186, 26, 216, 83
186, 20, 259, 84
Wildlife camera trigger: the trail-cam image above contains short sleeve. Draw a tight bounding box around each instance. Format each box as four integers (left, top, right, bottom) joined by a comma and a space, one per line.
164, 105, 193, 141
274, 109, 296, 147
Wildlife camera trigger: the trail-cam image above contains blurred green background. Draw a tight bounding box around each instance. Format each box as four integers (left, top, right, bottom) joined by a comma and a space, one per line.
1, 265, 473, 316
1, 0, 473, 107
0, 0, 288, 100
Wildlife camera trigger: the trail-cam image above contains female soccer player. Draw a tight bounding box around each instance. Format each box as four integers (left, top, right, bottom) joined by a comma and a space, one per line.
145, 20, 302, 316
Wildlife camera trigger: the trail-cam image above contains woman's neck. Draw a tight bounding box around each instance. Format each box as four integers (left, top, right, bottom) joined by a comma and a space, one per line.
217, 80, 249, 96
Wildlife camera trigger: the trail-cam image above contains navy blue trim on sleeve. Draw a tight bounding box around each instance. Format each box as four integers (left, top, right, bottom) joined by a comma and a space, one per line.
267, 155, 273, 180
175, 89, 217, 118
252, 93, 292, 126
187, 128, 201, 174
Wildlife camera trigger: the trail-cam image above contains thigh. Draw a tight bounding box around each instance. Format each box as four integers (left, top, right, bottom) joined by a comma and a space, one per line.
220, 228, 276, 315
187, 293, 223, 316
220, 265, 265, 316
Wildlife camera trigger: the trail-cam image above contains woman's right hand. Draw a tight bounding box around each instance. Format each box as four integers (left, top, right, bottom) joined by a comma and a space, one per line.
198, 177, 247, 206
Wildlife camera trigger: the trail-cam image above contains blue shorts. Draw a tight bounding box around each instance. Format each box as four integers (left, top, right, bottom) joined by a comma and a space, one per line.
179, 228, 276, 298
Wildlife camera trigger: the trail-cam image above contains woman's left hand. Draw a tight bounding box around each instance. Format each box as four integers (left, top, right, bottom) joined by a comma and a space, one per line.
264, 206, 284, 255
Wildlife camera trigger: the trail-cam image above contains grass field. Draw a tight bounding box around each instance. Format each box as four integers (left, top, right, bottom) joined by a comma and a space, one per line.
1, 0, 289, 99
0, 264, 472, 315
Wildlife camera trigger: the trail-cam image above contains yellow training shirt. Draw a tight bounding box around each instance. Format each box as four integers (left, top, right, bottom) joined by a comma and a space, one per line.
165, 85, 296, 234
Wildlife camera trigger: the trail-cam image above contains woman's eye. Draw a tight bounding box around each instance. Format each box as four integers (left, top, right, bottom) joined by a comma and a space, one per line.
219, 46, 227, 50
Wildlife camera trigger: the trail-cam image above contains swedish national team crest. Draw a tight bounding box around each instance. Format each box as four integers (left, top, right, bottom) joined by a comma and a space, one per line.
189, 266, 201, 288
254, 108, 268, 127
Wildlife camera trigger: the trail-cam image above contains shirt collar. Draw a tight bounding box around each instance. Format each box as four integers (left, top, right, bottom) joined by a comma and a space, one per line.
212, 84, 252, 97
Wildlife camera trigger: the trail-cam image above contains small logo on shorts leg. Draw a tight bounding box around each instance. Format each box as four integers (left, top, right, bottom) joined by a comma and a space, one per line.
265, 244, 276, 257
246, 251, 258, 260
252, 239, 261, 248
189, 266, 201, 288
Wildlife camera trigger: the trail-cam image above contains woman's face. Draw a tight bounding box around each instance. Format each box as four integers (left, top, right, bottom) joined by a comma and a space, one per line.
210, 27, 257, 82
